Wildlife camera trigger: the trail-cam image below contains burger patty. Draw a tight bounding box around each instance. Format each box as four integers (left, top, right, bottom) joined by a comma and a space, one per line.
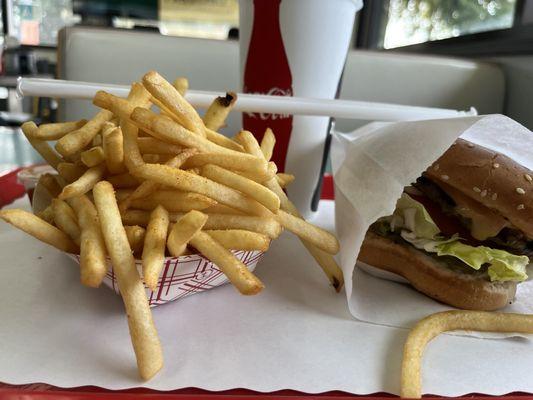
413, 177, 533, 260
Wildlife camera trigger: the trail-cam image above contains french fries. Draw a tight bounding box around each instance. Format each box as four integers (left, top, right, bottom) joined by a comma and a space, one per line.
0, 209, 78, 253
81, 146, 105, 167
67, 194, 108, 287
189, 231, 264, 295
2, 70, 344, 381
402, 311, 533, 399
93, 181, 163, 380
58, 163, 106, 200
30, 119, 87, 141
205, 230, 270, 251
142, 205, 170, 291
55, 110, 114, 157
203, 92, 237, 131
167, 210, 208, 257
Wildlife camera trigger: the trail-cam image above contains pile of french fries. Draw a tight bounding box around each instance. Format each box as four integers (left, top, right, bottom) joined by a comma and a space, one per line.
0, 71, 343, 380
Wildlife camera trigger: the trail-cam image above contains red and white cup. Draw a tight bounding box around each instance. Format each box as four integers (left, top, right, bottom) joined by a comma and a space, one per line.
239, 0, 362, 218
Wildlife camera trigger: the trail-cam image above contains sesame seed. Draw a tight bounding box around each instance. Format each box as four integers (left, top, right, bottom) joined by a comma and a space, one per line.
441, 174, 449, 180
493, 163, 500, 169
516, 187, 526, 195
434, 164, 440, 171
491, 193, 498, 200
525, 174, 532, 182
517, 204, 525, 210
473, 187, 481, 193
480, 190, 487, 197
467, 143, 475, 148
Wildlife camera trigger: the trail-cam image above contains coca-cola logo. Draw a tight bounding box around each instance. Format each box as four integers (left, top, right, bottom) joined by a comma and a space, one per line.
244, 87, 293, 120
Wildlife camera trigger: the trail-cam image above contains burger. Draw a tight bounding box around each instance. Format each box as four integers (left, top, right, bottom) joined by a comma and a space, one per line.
359, 139, 532, 310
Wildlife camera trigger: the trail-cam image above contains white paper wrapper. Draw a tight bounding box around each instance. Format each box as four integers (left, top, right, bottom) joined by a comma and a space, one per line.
332, 114, 533, 329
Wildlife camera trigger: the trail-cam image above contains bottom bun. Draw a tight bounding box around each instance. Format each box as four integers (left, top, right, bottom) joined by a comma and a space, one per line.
358, 231, 517, 311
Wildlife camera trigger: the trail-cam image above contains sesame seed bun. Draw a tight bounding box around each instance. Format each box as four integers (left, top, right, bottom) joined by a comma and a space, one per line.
359, 231, 517, 311
425, 139, 533, 239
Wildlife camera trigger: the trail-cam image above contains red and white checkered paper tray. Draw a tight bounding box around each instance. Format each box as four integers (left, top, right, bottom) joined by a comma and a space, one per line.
66, 251, 264, 307
27, 174, 265, 307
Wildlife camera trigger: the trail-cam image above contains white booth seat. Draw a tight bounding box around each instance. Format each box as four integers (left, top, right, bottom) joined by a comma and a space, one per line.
58, 26, 505, 134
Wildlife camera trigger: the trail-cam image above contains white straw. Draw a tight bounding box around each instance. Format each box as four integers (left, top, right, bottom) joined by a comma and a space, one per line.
17, 77, 477, 121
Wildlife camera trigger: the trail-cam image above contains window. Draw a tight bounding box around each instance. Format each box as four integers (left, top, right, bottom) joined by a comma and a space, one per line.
382, 0, 517, 49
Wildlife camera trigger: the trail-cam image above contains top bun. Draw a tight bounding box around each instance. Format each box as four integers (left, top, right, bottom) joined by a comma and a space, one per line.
425, 139, 533, 239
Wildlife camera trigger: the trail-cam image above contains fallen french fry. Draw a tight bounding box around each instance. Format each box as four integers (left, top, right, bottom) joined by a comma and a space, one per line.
81, 146, 105, 167
142, 205, 170, 291
0, 209, 78, 253
203, 92, 237, 131
401, 311, 533, 399
67, 194, 108, 287
103, 126, 125, 174
205, 230, 270, 251
201, 164, 280, 212
189, 231, 264, 295
30, 120, 87, 141
132, 163, 271, 217
55, 110, 114, 157
58, 163, 106, 200
142, 71, 205, 137
52, 198, 81, 245
260, 128, 276, 161
93, 181, 163, 380
167, 210, 208, 257
21, 121, 63, 169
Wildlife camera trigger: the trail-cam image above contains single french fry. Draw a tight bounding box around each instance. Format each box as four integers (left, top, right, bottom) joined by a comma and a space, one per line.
203, 204, 245, 215
276, 172, 295, 188
276, 210, 338, 255
130, 191, 216, 212
138, 137, 183, 155
21, 121, 63, 169
93, 181, 163, 380
203, 92, 237, 131
173, 77, 188, 96
234, 130, 264, 158
402, 311, 533, 399
142, 154, 175, 163
142, 205, 170, 291
67, 194, 108, 287
131, 108, 254, 158
30, 120, 87, 141
58, 163, 106, 200
123, 211, 282, 238
201, 164, 280, 212
142, 71, 205, 137
125, 225, 146, 255
122, 83, 152, 171
103, 126, 125, 174
57, 162, 87, 183
55, 110, 114, 157
37, 173, 62, 198
205, 230, 270, 251
119, 149, 196, 212
167, 210, 208, 257
205, 128, 245, 152
107, 172, 140, 188
52, 198, 81, 245
189, 231, 264, 295
265, 177, 344, 290
81, 146, 105, 167
260, 128, 276, 161
183, 152, 267, 174
132, 163, 271, 217
0, 209, 78, 253
92, 133, 103, 147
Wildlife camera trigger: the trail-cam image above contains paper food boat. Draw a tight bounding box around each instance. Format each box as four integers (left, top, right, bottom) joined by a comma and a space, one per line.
27, 171, 265, 307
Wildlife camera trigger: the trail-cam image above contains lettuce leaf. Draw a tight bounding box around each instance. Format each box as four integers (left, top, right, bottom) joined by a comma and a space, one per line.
391, 193, 529, 282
